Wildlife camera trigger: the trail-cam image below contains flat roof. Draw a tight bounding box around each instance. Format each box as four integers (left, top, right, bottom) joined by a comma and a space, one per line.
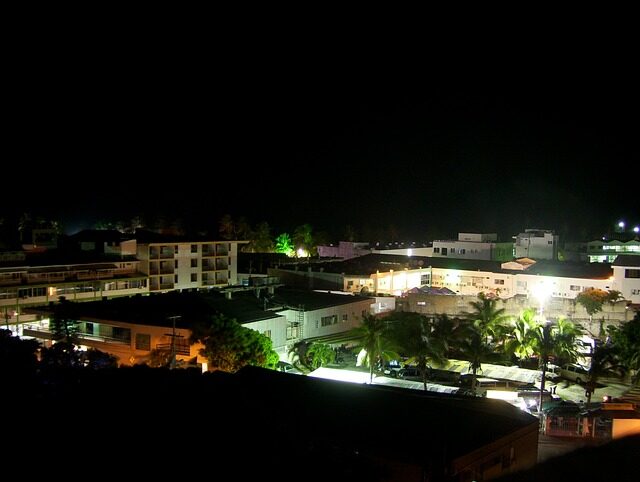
29, 290, 284, 328
278, 254, 614, 280
235, 366, 537, 463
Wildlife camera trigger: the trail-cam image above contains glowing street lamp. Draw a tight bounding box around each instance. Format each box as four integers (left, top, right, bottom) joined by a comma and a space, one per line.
532, 282, 552, 320
634, 226, 639, 234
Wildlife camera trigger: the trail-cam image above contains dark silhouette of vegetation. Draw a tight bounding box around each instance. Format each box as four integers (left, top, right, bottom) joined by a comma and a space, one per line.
191, 314, 278, 372
607, 312, 640, 384
50, 297, 79, 341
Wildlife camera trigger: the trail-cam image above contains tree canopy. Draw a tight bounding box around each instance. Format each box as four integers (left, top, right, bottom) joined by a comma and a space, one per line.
191, 314, 279, 372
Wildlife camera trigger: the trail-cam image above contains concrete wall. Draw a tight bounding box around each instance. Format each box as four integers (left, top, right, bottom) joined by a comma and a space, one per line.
277, 297, 371, 342
397, 293, 633, 333
242, 316, 288, 354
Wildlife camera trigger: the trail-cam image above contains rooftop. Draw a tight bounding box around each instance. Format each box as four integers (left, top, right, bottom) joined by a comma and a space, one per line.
278, 254, 614, 280
28, 288, 372, 328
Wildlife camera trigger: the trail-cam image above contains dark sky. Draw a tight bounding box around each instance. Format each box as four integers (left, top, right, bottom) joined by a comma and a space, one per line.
6, 34, 639, 241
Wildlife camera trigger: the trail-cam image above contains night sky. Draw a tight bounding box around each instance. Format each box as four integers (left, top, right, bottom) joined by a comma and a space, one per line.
6, 37, 639, 242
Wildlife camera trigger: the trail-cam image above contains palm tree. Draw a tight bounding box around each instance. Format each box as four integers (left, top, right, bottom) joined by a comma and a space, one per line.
350, 314, 396, 383
458, 322, 504, 395
275, 233, 295, 256
585, 343, 620, 405
531, 317, 582, 412
504, 309, 538, 365
390, 313, 446, 390
430, 314, 465, 358
293, 224, 315, 259
466, 293, 509, 346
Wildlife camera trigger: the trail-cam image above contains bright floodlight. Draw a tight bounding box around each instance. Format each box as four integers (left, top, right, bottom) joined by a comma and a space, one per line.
296, 248, 308, 258
618, 221, 625, 228
532, 282, 551, 303
634, 226, 640, 234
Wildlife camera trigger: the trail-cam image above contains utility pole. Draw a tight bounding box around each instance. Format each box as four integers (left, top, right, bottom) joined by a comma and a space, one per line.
167, 315, 182, 369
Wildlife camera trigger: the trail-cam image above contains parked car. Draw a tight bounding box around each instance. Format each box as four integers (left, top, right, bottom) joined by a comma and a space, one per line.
277, 361, 303, 375
382, 360, 403, 378
559, 363, 589, 384
537, 363, 561, 382
397, 367, 422, 380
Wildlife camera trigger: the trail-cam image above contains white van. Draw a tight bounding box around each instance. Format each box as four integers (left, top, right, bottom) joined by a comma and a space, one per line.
560, 363, 589, 384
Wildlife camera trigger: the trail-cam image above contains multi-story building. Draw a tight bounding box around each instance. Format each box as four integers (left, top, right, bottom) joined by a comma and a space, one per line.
565, 238, 640, 263
514, 229, 559, 260
136, 241, 240, 292
432, 232, 513, 261
0, 231, 245, 335
0, 256, 147, 333
317, 241, 371, 259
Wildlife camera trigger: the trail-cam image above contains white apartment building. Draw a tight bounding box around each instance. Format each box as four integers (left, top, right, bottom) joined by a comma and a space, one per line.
136, 240, 241, 292
612, 255, 640, 302
370, 257, 639, 305
431, 233, 513, 261
514, 229, 558, 260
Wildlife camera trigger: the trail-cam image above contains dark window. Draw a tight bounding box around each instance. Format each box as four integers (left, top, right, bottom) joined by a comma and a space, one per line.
321, 315, 337, 326
112, 327, 131, 342
625, 269, 640, 279
441, 247, 448, 256
85, 322, 94, 335
191, 273, 197, 282
191, 259, 198, 268
191, 244, 198, 253
135, 333, 151, 351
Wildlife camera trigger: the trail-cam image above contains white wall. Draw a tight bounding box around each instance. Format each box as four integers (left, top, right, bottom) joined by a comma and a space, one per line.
432, 240, 493, 260
301, 300, 371, 339
612, 266, 640, 303
371, 247, 434, 257
371, 266, 620, 302
242, 316, 288, 354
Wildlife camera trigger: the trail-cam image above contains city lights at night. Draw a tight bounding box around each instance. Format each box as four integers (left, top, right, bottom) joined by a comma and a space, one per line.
2, 28, 640, 482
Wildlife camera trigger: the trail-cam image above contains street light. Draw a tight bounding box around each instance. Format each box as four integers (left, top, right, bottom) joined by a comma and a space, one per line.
532, 281, 552, 320
532, 281, 552, 421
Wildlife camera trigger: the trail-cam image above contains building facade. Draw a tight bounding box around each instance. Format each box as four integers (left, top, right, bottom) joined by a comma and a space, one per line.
136, 240, 240, 292
514, 229, 559, 260
0, 260, 147, 333
432, 232, 514, 262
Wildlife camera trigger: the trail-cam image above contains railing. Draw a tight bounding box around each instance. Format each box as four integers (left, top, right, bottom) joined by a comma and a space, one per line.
545, 417, 580, 437
156, 343, 191, 356
21, 327, 131, 345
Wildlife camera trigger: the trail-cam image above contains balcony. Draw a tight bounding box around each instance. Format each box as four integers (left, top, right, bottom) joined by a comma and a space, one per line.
215, 259, 229, 271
